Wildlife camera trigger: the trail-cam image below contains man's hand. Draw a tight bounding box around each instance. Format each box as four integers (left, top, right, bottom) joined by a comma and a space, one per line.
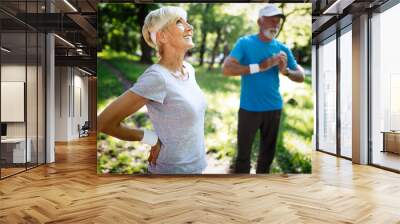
278, 51, 288, 76
148, 139, 162, 165
259, 54, 280, 72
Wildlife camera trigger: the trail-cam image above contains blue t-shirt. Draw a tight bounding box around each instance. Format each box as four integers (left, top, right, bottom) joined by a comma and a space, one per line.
229, 34, 298, 112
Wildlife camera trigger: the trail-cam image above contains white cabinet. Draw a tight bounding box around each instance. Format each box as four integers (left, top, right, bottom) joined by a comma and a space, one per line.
1, 138, 31, 163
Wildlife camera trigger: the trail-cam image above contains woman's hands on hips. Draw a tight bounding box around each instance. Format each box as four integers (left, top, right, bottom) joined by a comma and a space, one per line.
148, 139, 162, 165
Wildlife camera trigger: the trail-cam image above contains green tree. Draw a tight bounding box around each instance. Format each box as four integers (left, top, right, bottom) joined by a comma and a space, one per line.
276, 3, 312, 65
196, 4, 213, 66
98, 3, 140, 53
137, 4, 158, 64
98, 3, 158, 64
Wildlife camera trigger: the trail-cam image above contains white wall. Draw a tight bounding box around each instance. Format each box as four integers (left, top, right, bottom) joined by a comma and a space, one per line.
1, 65, 26, 138
54, 67, 89, 141
1, 64, 25, 127
55, 66, 69, 141
1, 63, 46, 164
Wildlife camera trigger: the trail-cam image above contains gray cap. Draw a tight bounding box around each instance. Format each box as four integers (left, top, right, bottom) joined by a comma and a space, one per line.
258, 4, 284, 18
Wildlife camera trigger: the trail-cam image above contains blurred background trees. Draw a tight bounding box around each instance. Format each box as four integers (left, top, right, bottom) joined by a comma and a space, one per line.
98, 3, 311, 67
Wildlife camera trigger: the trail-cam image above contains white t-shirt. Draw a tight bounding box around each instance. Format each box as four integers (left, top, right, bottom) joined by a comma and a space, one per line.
130, 61, 207, 174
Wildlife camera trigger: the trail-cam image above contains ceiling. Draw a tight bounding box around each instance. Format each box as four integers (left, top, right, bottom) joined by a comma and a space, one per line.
0, 0, 99, 74
312, 0, 390, 44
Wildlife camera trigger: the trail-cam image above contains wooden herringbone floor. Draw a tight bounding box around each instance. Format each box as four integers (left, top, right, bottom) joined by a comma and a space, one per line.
0, 135, 400, 224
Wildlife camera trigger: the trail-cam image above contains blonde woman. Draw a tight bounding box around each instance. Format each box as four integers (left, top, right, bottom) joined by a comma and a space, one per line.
98, 6, 207, 174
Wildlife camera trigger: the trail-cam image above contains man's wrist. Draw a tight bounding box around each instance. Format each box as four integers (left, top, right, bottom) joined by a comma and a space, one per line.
260, 58, 272, 71
282, 68, 290, 77
249, 64, 260, 74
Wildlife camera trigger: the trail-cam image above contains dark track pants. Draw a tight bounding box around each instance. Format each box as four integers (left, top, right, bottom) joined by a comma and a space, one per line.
234, 108, 282, 174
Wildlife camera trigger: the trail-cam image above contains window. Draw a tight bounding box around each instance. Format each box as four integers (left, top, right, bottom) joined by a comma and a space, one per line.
0, 1, 46, 179
317, 35, 337, 154
371, 3, 400, 171
339, 27, 352, 158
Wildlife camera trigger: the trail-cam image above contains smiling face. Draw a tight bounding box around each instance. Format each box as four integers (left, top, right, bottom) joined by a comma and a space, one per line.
160, 18, 194, 51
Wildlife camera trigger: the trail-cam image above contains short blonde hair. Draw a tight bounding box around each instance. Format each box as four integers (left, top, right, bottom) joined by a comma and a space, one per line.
142, 6, 187, 49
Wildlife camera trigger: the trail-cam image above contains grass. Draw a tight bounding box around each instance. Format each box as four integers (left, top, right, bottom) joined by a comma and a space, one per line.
108, 59, 149, 83
97, 54, 313, 174
97, 60, 124, 109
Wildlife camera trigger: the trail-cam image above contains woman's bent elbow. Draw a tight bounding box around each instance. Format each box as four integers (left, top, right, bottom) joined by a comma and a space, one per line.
97, 115, 107, 133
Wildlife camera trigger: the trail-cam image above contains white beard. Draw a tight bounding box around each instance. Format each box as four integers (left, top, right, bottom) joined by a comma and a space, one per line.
263, 27, 279, 39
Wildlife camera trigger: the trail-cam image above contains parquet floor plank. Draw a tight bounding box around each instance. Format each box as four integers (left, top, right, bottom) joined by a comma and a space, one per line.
0, 135, 399, 223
